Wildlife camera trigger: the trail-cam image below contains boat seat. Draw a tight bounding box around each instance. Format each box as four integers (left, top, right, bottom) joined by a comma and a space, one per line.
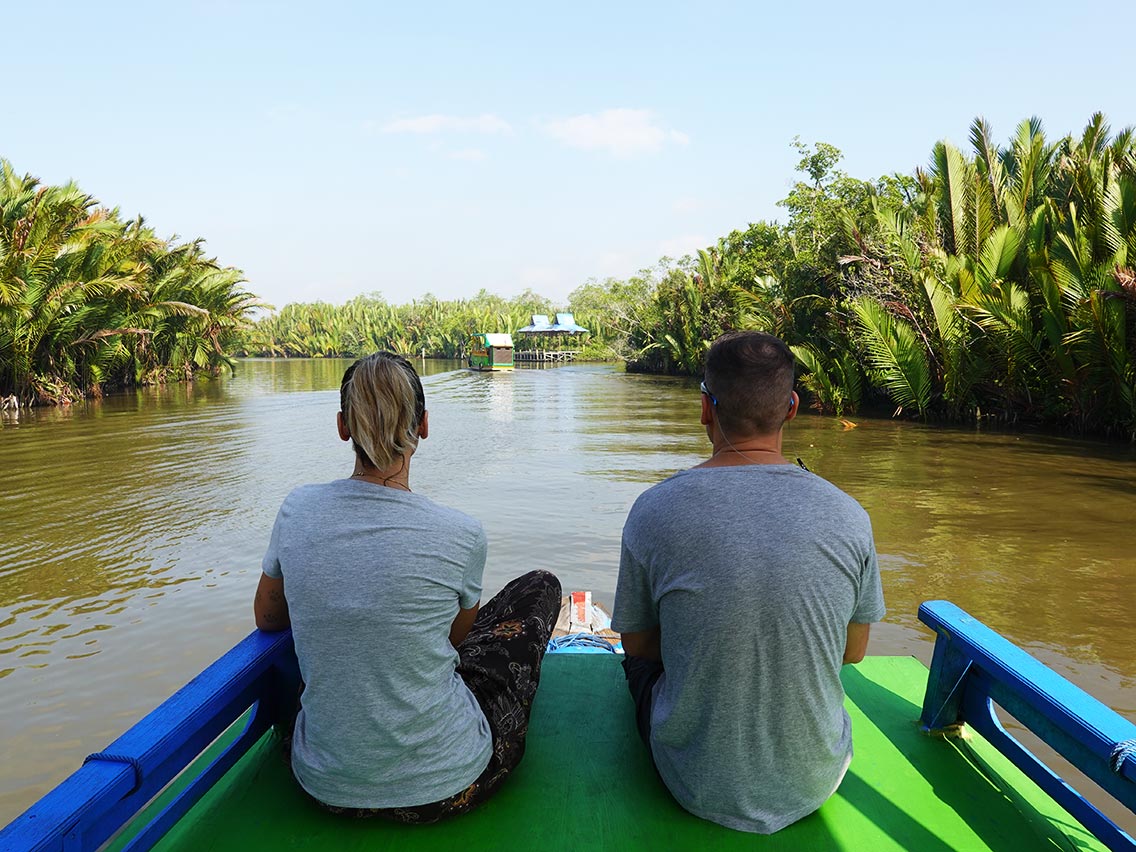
107, 654, 1107, 851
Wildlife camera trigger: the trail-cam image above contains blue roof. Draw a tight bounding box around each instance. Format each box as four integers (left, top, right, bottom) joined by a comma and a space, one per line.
517, 313, 589, 334
516, 314, 552, 333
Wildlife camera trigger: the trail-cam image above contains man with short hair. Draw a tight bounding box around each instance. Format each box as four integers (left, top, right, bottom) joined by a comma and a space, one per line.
611, 331, 885, 834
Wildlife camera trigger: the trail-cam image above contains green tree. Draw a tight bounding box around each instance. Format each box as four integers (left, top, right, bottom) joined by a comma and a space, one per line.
0, 160, 255, 404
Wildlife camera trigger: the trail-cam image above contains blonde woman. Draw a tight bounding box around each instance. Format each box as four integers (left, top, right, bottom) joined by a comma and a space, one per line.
253, 351, 561, 823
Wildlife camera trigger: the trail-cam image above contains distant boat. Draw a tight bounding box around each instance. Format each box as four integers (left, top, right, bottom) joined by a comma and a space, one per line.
467, 333, 514, 371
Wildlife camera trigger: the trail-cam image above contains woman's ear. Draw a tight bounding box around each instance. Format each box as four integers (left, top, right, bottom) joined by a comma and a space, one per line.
337, 411, 351, 442
418, 410, 429, 440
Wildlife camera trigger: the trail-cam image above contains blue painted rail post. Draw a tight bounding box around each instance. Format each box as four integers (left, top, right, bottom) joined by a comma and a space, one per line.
919, 600, 1136, 852
0, 629, 300, 852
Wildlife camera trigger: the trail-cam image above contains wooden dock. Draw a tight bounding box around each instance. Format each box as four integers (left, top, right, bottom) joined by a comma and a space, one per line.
514, 349, 579, 363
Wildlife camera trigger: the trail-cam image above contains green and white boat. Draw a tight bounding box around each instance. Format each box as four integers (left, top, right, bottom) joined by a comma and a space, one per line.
467, 334, 514, 371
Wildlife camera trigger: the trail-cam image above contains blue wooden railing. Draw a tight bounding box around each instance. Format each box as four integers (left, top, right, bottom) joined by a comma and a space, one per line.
4, 607, 1135, 851
0, 629, 300, 852
919, 600, 1136, 851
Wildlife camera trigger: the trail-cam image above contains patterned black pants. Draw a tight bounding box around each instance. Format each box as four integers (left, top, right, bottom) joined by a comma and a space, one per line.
622, 655, 664, 749
316, 569, 562, 823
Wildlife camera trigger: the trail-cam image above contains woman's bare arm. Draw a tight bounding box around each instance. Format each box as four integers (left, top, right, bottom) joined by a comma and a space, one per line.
449, 601, 480, 648
254, 573, 290, 632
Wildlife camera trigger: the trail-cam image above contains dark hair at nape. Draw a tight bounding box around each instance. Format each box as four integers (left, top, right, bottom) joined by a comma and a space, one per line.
703, 331, 795, 437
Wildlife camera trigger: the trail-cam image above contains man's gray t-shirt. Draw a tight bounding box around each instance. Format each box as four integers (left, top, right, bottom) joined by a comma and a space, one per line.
611, 464, 885, 834
262, 478, 492, 808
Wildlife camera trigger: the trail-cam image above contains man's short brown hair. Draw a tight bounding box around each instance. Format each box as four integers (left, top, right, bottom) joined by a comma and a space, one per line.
703, 332, 795, 438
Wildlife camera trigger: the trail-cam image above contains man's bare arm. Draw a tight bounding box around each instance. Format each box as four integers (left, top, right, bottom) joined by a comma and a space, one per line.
450, 602, 480, 648
254, 573, 290, 632
844, 622, 871, 664
621, 626, 661, 661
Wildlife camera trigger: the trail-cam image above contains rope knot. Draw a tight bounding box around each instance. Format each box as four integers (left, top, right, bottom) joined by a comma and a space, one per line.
1109, 739, 1136, 774
84, 751, 144, 794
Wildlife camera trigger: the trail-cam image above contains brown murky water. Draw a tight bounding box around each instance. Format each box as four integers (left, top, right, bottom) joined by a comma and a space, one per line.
1, 359, 1133, 827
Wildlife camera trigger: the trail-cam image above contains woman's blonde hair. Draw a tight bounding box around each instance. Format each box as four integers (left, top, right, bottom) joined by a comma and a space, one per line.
339, 352, 426, 470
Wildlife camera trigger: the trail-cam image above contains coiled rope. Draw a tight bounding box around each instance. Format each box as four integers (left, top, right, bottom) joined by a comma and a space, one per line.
547, 633, 619, 653
1109, 739, 1136, 774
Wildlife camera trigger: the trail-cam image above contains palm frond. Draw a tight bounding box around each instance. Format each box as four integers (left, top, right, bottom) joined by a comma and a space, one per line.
851, 298, 932, 415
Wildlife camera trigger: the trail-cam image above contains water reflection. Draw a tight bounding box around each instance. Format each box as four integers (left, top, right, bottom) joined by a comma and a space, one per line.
0, 359, 1134, 824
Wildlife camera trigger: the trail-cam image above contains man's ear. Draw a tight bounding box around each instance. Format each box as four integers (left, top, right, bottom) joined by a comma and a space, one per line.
700, 394, 715, 427
418, 410, 429, 440
785, 391, 800, 424
337, 411, 351, 442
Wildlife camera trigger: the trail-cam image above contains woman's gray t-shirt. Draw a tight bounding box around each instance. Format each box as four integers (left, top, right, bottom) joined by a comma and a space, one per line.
611, 464, 886, 833
262, 478, 492, 808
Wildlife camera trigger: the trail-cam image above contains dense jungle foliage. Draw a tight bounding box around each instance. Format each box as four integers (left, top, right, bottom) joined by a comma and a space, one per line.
233, 290, 611, 362
6, 113, 1135, 439
244, 114, 1136, 439
591, 115, 1136, 440
0, 160, 258, 405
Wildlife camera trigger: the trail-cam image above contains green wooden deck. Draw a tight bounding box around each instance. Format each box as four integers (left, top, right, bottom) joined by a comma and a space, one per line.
110, 655, 1106, 851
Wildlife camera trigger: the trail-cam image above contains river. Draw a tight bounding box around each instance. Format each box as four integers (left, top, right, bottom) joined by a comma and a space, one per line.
1, 359, 1134, 827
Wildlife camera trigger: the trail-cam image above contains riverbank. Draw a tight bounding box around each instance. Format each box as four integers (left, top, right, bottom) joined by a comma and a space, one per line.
0, 161, 256, 409
8, 113, 1134, 436
2, 361, 1134, 825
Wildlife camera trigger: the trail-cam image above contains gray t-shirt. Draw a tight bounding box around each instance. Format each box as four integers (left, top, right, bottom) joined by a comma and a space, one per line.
611, 464, 885, 834
262, 478, 492, 808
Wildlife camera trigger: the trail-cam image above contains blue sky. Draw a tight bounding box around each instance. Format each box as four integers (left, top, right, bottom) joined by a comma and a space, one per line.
4, 0, 1133, 309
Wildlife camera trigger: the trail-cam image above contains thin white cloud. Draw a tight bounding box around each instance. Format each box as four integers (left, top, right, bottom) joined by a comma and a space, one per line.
263, 103, 308, 122
381, 113, 513, 135
448, 148, 487, 162
518, 265, 564, 290
671, 197, 705, 213
543, 109, 689, 156
596, 249, 637, 275
657, 234, 710, 260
